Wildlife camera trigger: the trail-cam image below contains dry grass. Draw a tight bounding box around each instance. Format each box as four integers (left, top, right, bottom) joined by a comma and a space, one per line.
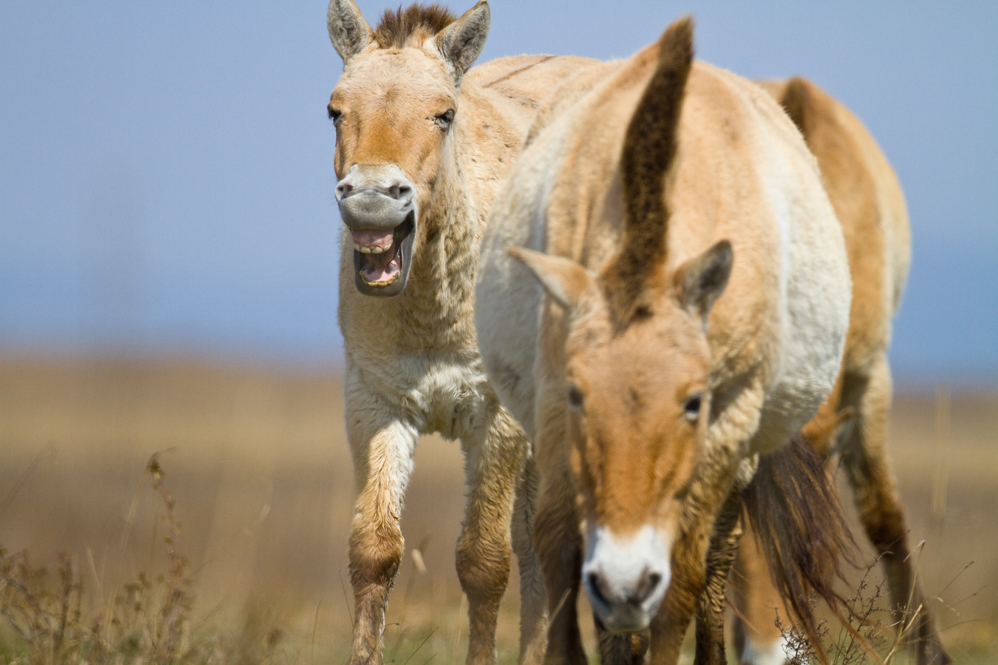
0, 352, 995, 663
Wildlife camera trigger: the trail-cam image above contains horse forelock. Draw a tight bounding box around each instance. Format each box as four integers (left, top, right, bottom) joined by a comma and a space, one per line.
602, 17, 694, 325
375, 4, 457, 49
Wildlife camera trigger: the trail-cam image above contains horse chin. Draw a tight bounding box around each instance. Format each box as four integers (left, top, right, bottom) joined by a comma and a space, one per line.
353, 213, 415, 297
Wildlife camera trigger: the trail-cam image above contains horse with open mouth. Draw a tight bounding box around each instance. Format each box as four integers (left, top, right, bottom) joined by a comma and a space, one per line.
325, 1, 598, 663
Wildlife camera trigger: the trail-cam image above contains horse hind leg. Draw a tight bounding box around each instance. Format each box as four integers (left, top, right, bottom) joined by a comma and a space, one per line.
731, 522, 792, 665
839, 356, 951, 665
456, 410, 526, 665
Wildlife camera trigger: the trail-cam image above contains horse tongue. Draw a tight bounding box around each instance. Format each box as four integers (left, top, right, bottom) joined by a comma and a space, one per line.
361, 255, 401, 283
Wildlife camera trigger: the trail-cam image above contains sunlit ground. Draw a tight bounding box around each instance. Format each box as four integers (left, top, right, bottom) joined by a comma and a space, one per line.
0, 354, 994, 663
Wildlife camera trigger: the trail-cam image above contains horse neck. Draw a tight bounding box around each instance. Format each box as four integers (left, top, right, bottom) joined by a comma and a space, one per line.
395, 134, 482, 353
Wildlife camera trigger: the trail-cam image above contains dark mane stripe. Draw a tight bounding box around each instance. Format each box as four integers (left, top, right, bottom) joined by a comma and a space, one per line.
375, 3, 456, 48
603, 17, 694, 322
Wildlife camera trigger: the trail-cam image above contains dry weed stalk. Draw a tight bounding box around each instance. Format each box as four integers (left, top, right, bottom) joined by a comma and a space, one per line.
0, 455, 207, 665
776, 559, 948, 665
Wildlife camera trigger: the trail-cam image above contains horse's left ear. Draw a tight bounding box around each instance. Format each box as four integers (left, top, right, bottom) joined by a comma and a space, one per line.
436, 1, 490, 81
677, 240, 733, 320
508, 247, 594, 312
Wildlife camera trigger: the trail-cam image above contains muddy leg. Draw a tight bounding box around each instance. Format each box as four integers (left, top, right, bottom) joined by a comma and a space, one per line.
346, 399, 419, 665
694, 490, 744, 665
513, 455, 549, 665
839, 356, 951, 665
649, 469, 742, 664
457, 409, 527, 665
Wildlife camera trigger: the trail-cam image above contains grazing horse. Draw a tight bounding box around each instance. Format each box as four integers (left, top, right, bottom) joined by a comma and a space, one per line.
325, 1, 595, 663
730, 78, 951, 665
475, 18, 854, 665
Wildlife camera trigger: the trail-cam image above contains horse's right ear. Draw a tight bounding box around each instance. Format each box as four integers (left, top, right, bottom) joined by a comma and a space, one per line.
509, 247, 594, 311
327, 0, 374, 64
677, 239, 733, 321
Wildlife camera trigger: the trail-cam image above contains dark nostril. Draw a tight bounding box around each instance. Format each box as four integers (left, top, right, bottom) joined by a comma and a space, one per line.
385, 182, 412, 200
336, 181, 353, 198
587, 572, 611, 608
631, 569, 662, 605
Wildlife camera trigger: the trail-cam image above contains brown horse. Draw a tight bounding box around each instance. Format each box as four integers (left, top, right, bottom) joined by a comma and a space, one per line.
325, 1, 595, 663
476, 17, 854, 665
729, 78, 950, 665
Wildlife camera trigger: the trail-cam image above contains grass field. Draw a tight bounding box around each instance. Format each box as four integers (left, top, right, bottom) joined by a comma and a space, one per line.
0, 353, 995, 663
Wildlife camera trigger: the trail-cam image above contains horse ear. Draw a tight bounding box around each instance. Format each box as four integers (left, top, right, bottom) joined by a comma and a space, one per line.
435, 1, 490, 81
509, 247, 594, 311
327, 0, 374, 64
677, 240, 733, 320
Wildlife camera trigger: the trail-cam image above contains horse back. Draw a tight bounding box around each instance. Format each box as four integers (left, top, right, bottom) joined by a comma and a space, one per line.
759, 77, 911, 374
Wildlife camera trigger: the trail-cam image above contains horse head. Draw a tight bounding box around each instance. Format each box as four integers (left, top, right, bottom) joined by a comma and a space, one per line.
327, 0, 490, 296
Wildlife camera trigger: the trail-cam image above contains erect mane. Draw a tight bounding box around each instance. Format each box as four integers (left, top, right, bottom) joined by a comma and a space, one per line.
375, 4, 457, 48
602, 17, 694, 324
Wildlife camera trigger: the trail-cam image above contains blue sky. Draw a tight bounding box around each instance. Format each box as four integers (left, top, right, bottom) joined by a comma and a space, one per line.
1, 2, 995, 385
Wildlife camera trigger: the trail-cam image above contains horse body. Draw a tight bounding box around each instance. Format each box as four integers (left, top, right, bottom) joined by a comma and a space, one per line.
479, 58, 848, 455
327, 2, 596, 663
732, 78, 950, 665
476, 20, 851, 664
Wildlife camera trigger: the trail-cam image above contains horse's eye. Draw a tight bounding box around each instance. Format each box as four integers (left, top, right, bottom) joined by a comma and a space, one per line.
328, 107, 342, 122
567, 384, 585, 410
434, 109, 455, 129
683, 393, 702, 421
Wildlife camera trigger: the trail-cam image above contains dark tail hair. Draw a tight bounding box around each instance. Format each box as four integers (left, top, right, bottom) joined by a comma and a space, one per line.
742, 433, 858, 663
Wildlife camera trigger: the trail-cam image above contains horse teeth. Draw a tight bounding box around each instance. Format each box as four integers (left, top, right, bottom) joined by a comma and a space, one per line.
354, 244, 392, 254
359, 270, 400, 286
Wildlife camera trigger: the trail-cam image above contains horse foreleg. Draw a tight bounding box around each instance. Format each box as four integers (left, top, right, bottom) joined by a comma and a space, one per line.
346, 404, 419, 665
457, 408, 524, 665
839, 356, 951, 665
694, 489, 744, 665
649, 406, 754, 665
532, 458, 586, 665
513, 455, 549, 665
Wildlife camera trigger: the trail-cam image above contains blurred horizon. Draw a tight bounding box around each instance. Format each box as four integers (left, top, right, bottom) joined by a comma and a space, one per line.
2, 2, 996, 387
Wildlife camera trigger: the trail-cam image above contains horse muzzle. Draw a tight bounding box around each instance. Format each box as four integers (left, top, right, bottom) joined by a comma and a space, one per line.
582, 524, 672, 633
336, 164, 417, 297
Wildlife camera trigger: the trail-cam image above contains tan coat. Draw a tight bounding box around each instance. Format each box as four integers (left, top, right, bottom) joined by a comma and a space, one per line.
476, 19, 851, 664
326, 2, 598, 664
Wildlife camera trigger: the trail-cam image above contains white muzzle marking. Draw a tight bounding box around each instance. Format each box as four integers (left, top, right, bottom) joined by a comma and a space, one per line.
582, 524, 672, 632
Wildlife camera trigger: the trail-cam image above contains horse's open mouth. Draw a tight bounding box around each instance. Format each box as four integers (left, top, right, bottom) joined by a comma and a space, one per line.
351, 213, 415, 297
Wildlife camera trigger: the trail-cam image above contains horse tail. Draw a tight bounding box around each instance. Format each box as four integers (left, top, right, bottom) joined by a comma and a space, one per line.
742, 433, 857, 663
